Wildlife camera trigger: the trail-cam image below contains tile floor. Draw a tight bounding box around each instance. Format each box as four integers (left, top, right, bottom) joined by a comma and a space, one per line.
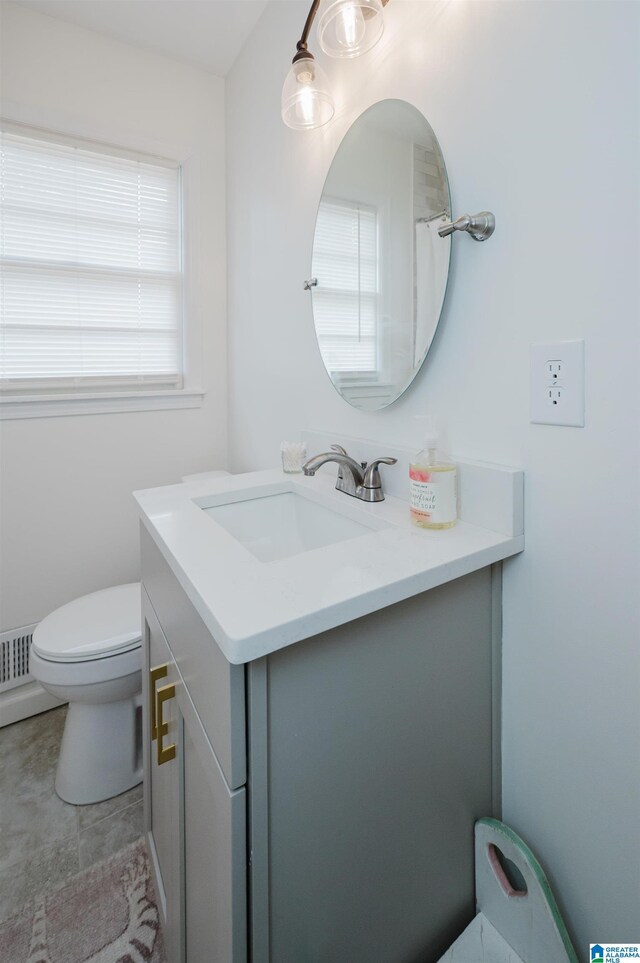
0, 706, 143, 924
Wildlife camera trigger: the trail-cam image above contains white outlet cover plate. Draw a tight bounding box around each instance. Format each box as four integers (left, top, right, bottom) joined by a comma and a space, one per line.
530, 339, 585, 427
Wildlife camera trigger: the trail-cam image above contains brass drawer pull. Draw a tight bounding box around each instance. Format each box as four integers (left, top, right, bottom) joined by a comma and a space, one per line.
156, 682, 177, 766
149, 664, 168, 741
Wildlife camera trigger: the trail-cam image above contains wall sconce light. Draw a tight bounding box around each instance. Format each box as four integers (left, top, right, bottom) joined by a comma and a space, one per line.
281, 0, 389, 131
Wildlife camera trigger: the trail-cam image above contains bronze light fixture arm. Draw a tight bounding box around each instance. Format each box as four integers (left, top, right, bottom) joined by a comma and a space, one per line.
292, 0, 322, 62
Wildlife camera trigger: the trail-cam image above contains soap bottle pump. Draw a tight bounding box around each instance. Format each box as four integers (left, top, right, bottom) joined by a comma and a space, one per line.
409, 417, 457, 529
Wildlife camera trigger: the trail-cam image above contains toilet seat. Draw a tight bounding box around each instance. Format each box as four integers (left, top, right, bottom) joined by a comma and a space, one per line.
30, 644, 141, 687
32, 583, 141, 663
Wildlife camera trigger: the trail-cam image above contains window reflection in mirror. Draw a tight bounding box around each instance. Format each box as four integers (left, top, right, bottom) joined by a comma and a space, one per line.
311, 99, 451, 410
313, 198, 378, 376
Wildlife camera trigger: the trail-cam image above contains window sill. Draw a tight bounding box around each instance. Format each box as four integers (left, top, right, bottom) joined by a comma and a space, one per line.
0, 388, 205, 420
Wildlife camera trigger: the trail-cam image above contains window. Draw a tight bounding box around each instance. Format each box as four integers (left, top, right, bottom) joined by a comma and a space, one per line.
0, 125, 183, 400
312, 198, 378, 377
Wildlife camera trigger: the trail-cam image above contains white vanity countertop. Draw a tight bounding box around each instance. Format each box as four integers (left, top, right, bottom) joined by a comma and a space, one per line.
134, 468, 524, 665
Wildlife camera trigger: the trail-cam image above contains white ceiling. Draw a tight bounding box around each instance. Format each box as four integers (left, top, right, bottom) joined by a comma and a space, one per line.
13, 0, 271, 76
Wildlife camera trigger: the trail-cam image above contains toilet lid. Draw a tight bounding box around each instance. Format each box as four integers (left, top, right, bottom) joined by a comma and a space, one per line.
32, 583, 142, 662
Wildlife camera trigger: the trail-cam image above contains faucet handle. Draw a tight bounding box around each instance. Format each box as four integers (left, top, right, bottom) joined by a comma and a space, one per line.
363, 457, 398, 491
330, 445, 349, 481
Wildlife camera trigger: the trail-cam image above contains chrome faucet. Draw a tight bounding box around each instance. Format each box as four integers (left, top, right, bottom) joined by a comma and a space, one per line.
303, 444, 397, 503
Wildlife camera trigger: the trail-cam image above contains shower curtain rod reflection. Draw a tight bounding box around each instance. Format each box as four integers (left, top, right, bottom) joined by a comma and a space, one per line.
416, 211, 448, 223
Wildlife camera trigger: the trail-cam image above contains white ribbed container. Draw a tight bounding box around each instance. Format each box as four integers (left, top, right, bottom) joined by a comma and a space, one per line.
280, 441, 307, 474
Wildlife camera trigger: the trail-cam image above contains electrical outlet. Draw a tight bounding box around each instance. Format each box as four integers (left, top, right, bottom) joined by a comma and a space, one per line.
530, 340, 584, 427
547, 385, 564, 406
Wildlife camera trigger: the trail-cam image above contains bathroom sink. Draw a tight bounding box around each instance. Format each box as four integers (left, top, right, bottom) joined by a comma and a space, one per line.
135, 463, 524, 663
200, 488, 380, 563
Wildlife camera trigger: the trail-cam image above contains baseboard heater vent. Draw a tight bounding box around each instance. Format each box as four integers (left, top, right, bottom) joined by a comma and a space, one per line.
0, 624, 37, 694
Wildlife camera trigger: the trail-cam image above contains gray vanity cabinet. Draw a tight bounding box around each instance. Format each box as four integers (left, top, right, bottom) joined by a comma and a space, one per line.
141, 526, 501, 963
142, 585, 247, 963
143, 591, 182, 961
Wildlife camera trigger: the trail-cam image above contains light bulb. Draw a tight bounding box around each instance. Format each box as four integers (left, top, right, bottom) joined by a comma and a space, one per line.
334, 2, 366, 50
281, 54, 335, 130
298, 85, 315, 126
318, 0, 385, 59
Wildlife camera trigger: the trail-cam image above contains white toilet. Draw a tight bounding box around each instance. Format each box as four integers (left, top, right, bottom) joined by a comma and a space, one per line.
29, 583, 143, 805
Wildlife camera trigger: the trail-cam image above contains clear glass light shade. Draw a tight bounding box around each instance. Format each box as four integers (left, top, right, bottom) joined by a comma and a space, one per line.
318, 0, 384, 59
281, 55, 335, 130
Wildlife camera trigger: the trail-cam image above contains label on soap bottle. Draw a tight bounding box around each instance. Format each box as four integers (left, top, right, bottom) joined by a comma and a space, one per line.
409, 466, 457, 525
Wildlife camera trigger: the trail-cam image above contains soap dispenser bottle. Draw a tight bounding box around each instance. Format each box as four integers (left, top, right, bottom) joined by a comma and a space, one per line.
409, 418, 457, 529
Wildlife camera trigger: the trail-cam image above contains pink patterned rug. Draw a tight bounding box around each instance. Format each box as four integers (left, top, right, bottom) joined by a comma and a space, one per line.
0, 839, 166, 963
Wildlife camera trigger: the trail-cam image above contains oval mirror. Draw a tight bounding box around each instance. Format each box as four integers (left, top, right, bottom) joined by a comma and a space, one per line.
310, 99, 451, 410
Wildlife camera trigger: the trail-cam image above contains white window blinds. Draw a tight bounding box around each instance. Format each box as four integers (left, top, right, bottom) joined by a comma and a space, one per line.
312, 198, 378, 375
0, 126, 182, 394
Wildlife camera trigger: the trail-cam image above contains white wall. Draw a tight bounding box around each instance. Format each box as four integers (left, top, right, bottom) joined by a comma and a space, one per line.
0, 3, 227, 631
227, 0, 640, 954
